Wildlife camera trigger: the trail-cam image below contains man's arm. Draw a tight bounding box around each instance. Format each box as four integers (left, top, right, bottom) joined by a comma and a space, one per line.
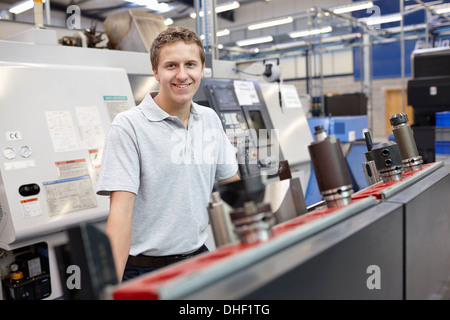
218, 173, 240, 184
105, 190, 136, 282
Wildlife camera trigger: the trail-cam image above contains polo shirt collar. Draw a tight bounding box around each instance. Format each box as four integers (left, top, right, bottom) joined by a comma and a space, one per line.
140, 92, 201, 122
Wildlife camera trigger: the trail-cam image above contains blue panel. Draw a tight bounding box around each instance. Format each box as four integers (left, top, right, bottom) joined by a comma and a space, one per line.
334, 122, 346, 134
352, 0, 450, 80
354, 40, 416, 80
346, 143, 368, 190
307, 116, 368, 142
352, 0, 399, 19
436, 111, 450, 127
436, 141, 450, 155
305, 162, 322, 207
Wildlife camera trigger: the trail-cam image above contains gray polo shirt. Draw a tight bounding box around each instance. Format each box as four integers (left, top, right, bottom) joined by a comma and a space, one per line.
96, 92, 238, 256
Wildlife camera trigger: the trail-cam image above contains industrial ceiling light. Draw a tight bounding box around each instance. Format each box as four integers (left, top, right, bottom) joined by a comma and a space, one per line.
123, 0, 170, 13
289, 26, 333, 38
332, 1, 374, 14
248, 16, 293, 30
236, 35, 273, 46
190, 1, 239, 19
359, 13, 402, 26
216, 1, 240, 13
434, 4, 450, 14
216, 29, 230, 37
9, 0, 35, 14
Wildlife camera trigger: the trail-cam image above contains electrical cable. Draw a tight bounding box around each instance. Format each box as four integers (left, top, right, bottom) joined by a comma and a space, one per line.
231, 68, 263, 76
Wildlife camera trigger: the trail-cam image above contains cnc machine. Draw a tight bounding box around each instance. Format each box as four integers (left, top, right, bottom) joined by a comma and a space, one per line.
0, 45, 137, 299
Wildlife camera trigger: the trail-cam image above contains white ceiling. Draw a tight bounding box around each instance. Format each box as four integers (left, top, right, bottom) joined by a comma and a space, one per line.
0, 0, 261, 21
1, 0, 449, 60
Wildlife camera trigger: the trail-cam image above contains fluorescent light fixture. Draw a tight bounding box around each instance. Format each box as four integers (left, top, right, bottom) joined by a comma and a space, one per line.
164, 18, 173, 25
216, 1, 240, 13
289, 26, 333, 38
124, 0, 170, 13
320, 32, 361, 44
236, 36, 273, 46
332, 1, 373, 14
248, 16, 293, 30
435, 5, 450, 14
359, 13, 402, 26
190, 1, 239, 19
216, 29, 230, 37
271, 40, 307, 50
9, 0, 34, 14
436, 7, 450, 14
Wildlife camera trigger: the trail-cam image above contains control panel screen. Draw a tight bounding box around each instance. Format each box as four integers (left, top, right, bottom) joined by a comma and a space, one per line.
211, 85, 240, 110
223, 112, 240, 126
249, 110, 267, 138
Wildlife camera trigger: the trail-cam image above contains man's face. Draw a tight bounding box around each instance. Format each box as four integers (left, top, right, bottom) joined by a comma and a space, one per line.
152, 41, 204, 109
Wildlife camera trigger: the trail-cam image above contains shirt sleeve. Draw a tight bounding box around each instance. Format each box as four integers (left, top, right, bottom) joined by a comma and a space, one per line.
96, 123, 141, 196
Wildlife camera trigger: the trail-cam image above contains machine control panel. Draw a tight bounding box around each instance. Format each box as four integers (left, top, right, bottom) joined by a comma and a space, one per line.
221, 111, 250, 149
194, 78, 282, 176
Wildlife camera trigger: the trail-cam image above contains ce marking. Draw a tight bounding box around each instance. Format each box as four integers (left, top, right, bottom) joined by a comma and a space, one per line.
6, 131, 23, 141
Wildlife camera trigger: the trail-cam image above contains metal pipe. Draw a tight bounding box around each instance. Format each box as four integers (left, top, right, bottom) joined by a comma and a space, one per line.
400, 0, 406, 114
389, 113, 423, 172
45, 0, 51, 25
207, 192, 237, 248
362, 32, 373, 134
308, 129, 353, 208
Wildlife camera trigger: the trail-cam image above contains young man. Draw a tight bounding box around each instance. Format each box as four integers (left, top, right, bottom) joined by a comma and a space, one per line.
96, 26, 240, 282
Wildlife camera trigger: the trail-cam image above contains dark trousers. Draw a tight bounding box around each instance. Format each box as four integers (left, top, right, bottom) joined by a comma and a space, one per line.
122, 244, 208, 282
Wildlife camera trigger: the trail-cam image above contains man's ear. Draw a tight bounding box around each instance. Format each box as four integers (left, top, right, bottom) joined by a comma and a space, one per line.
152, 67, 160, 81
201, 63, 205, 77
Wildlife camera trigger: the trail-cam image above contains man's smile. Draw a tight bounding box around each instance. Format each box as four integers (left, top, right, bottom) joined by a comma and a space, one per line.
173, 83, 192, 89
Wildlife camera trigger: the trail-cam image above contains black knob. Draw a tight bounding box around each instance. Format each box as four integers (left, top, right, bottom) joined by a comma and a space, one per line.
19, 183, 40, 197
390, 113, 408, 126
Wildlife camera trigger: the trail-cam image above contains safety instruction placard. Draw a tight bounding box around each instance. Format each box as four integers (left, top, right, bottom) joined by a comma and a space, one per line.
103, 96, 130, 121
43, 175, 97, 217
233, 80, 260, 106
280, 85, 303, 109
55, 159, 89, 179
75, 106, 105, 149
20, 198, 42, 219
45, 110, 80, 153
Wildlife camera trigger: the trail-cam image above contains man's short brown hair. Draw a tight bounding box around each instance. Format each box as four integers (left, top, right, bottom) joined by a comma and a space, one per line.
150, 26, 205, 71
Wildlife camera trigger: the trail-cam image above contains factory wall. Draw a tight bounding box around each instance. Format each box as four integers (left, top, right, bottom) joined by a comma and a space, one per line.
0, 0, 416, 140
288, 75, 411, 141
